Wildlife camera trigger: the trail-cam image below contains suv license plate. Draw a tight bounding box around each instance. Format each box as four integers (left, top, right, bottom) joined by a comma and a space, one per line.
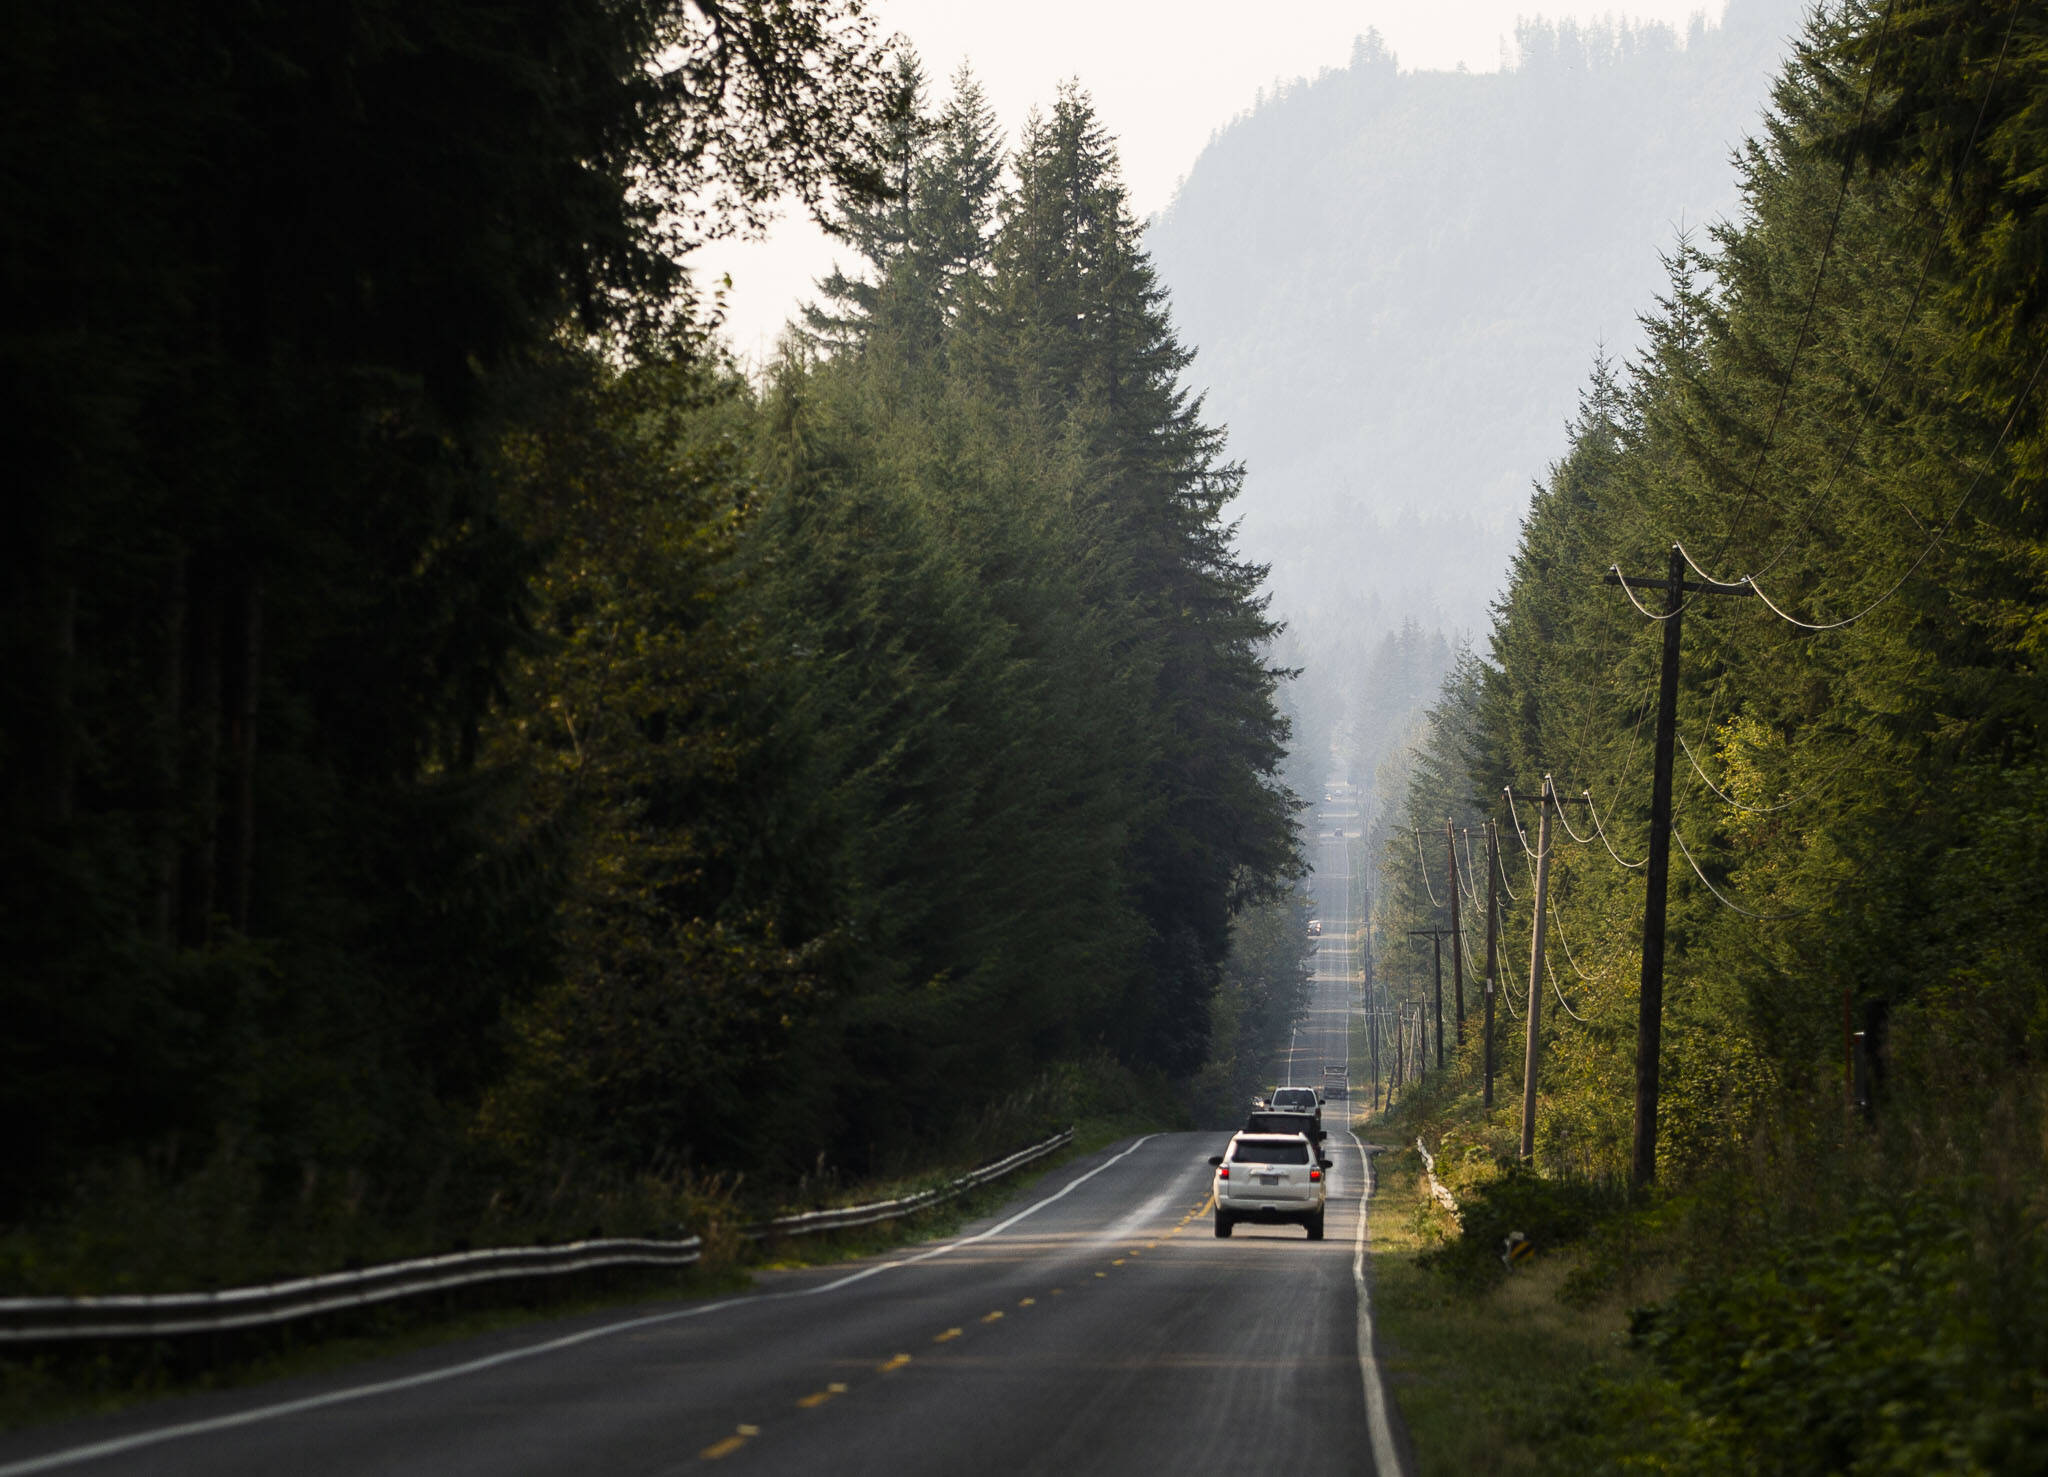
1258, 1174, 1281, 1185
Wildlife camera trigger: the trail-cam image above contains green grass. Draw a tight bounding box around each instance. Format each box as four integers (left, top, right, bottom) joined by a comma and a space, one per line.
1365, 1143, 1657, 1476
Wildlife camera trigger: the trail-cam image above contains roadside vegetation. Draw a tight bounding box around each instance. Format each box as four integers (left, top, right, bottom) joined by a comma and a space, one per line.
1365, 2, 2048, 1469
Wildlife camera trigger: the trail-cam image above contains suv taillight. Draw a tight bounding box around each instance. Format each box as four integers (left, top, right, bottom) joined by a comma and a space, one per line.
1309, 1168, 1322, 1181
1217, 1165, 1229, 1178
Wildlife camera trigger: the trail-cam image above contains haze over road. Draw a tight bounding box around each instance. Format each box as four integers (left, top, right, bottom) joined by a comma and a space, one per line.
2, 813, 1392, 1477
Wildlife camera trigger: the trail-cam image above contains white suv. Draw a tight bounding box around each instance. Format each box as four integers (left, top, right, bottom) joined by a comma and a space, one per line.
1209, 1132, 1330, 1239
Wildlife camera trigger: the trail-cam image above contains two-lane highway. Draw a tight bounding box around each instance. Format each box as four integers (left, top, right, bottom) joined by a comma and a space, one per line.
1, 794, 1402, 1477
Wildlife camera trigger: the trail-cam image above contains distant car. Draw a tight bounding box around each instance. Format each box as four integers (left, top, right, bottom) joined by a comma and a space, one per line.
1210, 1133, 1330, 1239
1269, 1085, 1321, 1128
1307, 918, 1323, 937
1245, 1109, 1323, 1143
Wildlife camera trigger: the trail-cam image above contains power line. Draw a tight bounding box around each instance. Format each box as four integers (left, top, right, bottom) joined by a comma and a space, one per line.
1697, 0, 1900, 581
1670, 822, 1808, 920
1548, 897, 1598, 982
1493, 828, 1522, 902
1553, 796, 1596, 846
1501, 786, 1541, 858
1717, 0, 2025, 589
1545, 950, 1591, 1024
1583, 788, 1646, 870
1677, 732, 1812, 815
1411, 827, 1444, 907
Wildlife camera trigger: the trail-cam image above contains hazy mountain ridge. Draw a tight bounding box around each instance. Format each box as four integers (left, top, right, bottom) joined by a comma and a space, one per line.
1148, 0, 1807, 642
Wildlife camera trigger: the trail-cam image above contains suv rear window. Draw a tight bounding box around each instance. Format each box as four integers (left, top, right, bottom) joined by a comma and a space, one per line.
1272, 1089, 1316, 1108
1232, 1139, 1310, 1164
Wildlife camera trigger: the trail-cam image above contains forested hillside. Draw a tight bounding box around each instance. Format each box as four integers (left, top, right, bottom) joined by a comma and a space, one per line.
1373, 0, 2048, 1465
1148, 0, 1807, 779
1, 5, 1302, 1288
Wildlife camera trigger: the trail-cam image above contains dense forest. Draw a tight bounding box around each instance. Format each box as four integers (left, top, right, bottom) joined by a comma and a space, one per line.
1374, 0, 2048, 1466
0, 3, 1305, 1285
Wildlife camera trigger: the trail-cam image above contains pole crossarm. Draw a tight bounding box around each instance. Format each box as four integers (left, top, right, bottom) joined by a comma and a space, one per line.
1603, 570, 1757, 598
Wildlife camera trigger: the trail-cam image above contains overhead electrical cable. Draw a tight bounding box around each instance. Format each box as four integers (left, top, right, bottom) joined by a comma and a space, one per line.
1501, 787, 1540, 858
1741, 347, 2047, 629
1670, 823, 1807, 920
1677, 733, 1808, 814
1553, 798, 1595, 846
1583, 790, 1647, 870
1695, 0, 1900, 582
1545, 951, 1591, 1023
1411, 828, 1444, 907
1724, 0, 2025, 589
1491, 820, 1521, 902
1548, 899, 1597, 982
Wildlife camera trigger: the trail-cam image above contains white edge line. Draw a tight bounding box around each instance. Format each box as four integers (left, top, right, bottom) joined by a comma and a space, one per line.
0, 1135, 1157, 1477
1349, 1132, 1405, 1477
1334, 826, 1404, 1477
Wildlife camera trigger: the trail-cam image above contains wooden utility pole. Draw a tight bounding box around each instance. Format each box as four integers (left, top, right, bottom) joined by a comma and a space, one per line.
1409, 928, 1451, 1072
1482, 821, 1500, 1111
1605, 547, 1754, 1190
1446, 818, 1465, 1048
1518, 781, 1554, 1163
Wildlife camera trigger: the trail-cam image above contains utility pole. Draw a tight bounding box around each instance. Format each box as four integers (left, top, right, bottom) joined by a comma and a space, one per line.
1518, 781, 1554, 1163
1369, 988, 1382, 1112
1408, 928, 1451, 1072
1605, 546, 1754, 1190
1446, 818, 1465, 1049
1482, 821, 1500, 1112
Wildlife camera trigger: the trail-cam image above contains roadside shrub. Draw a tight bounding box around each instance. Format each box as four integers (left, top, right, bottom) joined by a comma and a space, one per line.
1417, 1164, 1627, 1289
1628, 1187, 2048, 1475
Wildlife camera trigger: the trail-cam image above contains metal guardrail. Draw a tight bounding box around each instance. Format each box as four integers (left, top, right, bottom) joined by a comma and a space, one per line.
741, 1128, 1073, 1240
0, 1128, 1074, 1344
1415, 1137, 1462, 1221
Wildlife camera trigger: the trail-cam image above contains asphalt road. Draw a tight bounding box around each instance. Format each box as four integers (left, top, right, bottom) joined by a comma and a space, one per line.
2, 806, 1401, 1477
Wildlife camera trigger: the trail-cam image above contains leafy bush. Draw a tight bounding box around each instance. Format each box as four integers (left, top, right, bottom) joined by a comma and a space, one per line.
1417, 1163, 1628, 1289
1628, 1188, 2048, 1475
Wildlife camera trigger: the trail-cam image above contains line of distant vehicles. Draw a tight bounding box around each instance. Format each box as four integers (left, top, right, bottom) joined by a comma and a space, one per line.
1207, 1070, 1348, 1240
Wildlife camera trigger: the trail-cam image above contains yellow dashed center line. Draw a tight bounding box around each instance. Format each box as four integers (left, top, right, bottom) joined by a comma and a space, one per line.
796, 1383, 847, 1409
1094, 1271, 1107, 1278
879, 1354, 911, 1372
1050, 1287, 1063, 1296
1018, 1297, 1036, 1307
701, 1425, 760, 1461
933, 1327, 963, 1343
980, 1310, 1004, 1323
1111, 1258, 1125, 1266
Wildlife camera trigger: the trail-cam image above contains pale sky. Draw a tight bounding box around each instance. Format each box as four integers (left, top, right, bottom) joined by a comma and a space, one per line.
698, 1, 1729, 363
